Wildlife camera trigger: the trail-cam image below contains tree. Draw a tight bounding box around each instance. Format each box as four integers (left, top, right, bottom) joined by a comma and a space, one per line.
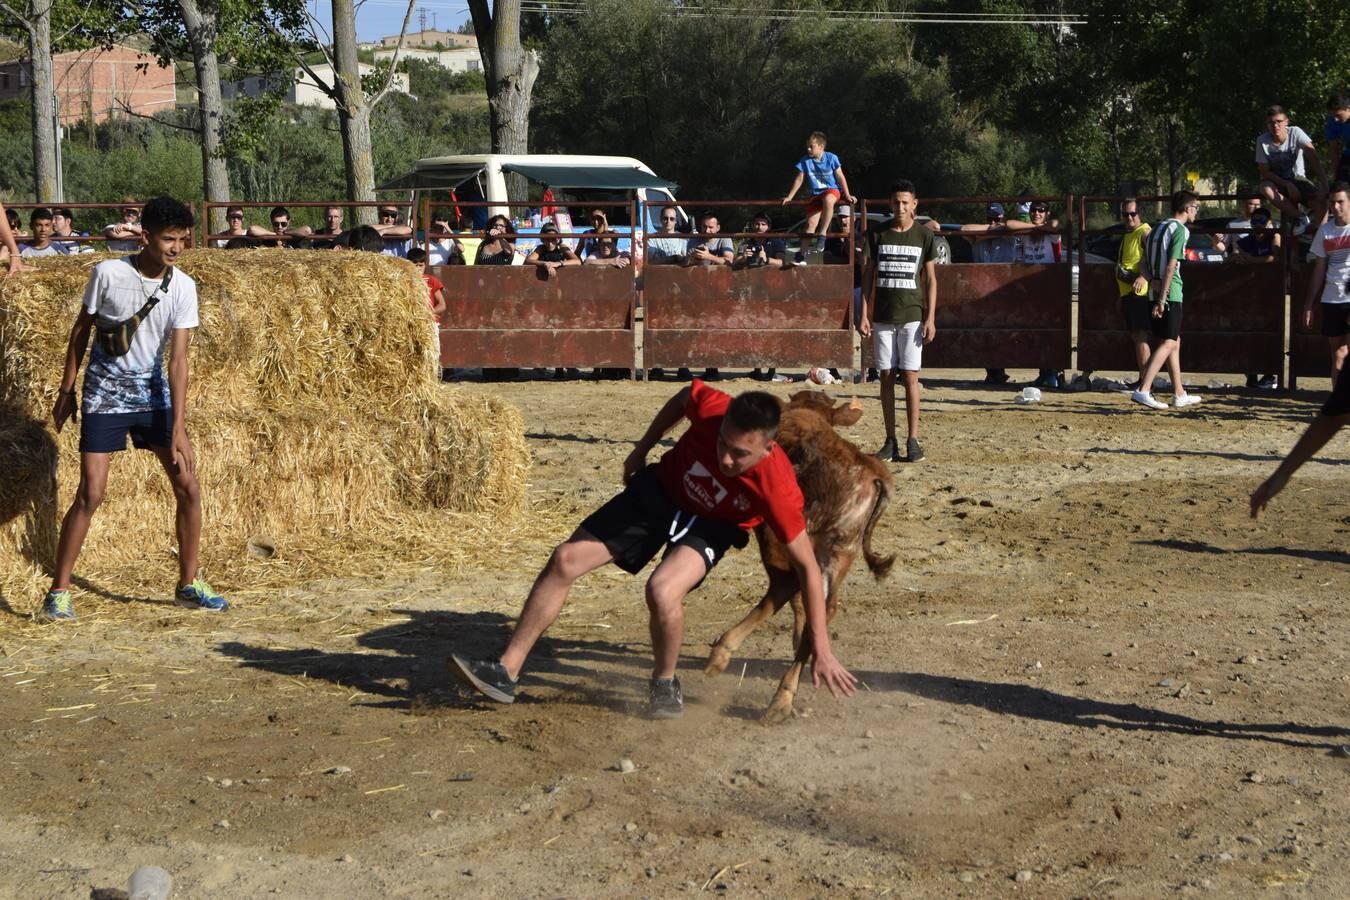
468, 0, 539, 201
1, 1, 64, 200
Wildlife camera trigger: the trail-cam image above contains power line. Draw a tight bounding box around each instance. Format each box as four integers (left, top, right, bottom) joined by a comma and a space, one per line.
516, 2, 1085, 25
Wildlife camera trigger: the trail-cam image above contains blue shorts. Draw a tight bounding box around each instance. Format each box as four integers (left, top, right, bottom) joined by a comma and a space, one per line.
79, 410, 174, 453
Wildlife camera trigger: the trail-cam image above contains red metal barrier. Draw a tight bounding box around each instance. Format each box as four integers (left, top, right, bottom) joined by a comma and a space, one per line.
641, 200, 854, 370
436, 200, 637, 374
925, 264, 1072, 369
1078, 263, 1285, 374
1077, 195, 1286, 378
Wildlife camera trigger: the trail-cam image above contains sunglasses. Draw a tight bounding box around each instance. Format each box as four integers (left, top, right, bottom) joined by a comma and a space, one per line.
228, 214, 243, 220
273, 221, 288, 228
1031, 206, 1049, 213
661, 215, 677, 221
379, 211, 398, 218
1123, 210, 1140, 218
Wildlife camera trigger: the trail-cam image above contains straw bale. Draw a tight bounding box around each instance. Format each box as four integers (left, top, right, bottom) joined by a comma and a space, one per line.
0, 251, 530, 611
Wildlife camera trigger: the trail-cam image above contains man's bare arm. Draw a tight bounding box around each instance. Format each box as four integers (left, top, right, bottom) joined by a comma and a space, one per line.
622, 387, 692, 482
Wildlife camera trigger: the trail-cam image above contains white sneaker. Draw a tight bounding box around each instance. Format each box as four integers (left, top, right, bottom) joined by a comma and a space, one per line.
1131, 390, 1168, 410
1292, 215, 1310, 237
1173, 393, 1202, 408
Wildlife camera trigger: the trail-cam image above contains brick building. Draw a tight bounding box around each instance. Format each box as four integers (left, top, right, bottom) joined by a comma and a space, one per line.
0, 45, 176, 125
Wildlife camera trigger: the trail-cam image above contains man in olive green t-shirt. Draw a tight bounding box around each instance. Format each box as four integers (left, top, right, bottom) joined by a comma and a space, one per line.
860, 180, 938, 462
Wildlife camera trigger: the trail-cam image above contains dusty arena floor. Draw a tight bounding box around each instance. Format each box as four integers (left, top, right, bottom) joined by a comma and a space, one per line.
2, 370, 1347, 898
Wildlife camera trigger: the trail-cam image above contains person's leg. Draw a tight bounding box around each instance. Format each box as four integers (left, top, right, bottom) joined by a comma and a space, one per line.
1136, 338, 1177, 399
902, 369, 921, 438
50, 452, 112, 590
814, 191, 837, 242
1167, 338, 1187, 398
500, 530, 615, 679
150, 445, 202, 587
879, 369, 898, 443
1260, 181, 1298, 221
644, 545, 708, 680
1130, 330, 1151, 371
1331, 334, 1349, 387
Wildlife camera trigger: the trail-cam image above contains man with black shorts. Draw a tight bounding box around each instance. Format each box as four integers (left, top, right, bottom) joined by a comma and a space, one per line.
1131, 190, 1203, 410
451, 382, 857, 718
1250, 354, 1350, 517
1300, 182, 1350, 388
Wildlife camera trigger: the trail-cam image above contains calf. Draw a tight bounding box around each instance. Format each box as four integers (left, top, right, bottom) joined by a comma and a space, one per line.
705, 390, 894, 723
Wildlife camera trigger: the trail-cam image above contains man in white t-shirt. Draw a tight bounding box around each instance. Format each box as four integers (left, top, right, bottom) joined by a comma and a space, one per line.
103, 201, 144, 252
40, 196, 229, 623
1300, 182, 1350, 388
1255, 105, 1328, 235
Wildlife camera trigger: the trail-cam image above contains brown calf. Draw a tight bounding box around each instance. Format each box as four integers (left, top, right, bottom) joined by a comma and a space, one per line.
705, 390, 894, 723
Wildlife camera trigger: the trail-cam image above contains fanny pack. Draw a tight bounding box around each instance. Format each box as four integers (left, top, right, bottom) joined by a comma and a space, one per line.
93, 267, 173, 357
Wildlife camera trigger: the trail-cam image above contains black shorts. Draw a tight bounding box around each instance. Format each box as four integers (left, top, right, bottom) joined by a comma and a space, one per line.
1149, 299, 1183, 341
79, 410, 173, 453
1121, 294, 1153, 333
1337, 157, 1350, 187
1323, 366, 1350, 417
1321, 302, 1350, 338
581, 464, 749, 579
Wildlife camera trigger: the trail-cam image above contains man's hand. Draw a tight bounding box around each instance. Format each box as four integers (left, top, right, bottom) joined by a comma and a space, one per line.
846, 194, 858, 206
1132, 275, 1148, 294
780, 195, 792, 206
1152, 301, 1165, 319
1301, 304, 1315, 329
52, 391, 77, 432
810, 645, 857, 698
4, 254, 26, 277
1250, 468, 1289, 518
922, 319, 936, 344
172, 428, 196, 476
858, 315, 872, 338
622, 446, 647, 484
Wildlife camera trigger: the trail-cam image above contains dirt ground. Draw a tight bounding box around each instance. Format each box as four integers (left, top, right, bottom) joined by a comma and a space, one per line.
1, 370, 1347, 899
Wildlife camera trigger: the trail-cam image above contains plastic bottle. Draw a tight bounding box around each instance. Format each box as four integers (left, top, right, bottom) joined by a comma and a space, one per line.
1016, 386, 1041, 404
128, 866, 172, 900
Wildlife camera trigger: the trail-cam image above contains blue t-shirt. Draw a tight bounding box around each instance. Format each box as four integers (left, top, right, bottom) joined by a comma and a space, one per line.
796, 151, 841, 195
1327, 115, 1350, 159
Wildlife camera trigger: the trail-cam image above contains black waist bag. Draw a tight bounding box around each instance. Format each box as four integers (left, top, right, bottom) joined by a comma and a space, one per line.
93, 267, 173, 357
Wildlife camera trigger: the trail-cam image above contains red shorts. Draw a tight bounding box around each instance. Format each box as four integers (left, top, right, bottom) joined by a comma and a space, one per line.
806, 188, 841, 216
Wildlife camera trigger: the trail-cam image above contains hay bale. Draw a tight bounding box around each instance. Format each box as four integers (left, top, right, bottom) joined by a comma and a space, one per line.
0, 251, 530, 608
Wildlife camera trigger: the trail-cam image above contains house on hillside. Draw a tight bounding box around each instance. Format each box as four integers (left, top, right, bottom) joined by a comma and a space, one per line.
222, 63, 410, 110
381, 28, 476, 49
372, 45, 480, 74
0, 43, 176, 125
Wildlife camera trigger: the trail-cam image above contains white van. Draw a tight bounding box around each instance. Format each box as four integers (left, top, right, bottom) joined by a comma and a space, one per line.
378, 153, 687, 236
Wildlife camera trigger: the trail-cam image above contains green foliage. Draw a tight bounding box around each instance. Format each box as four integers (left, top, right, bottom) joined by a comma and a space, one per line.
398, 57, 485, 98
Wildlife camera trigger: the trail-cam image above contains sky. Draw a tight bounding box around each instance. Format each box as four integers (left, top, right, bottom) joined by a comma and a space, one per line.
305, 1, 475, 44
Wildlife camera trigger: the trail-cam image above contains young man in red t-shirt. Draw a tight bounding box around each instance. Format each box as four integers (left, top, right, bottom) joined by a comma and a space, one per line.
451, 382, 857, 718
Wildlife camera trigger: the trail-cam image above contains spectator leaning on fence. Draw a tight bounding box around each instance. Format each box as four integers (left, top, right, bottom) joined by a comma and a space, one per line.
247, 206, 313, 247
735, 211, 787, 271
19, 208, 62, 258
0, 201, 27, 274
1326, 93, 1350, 187
647, 206, 688, 265
684, 211, 734, 268
1132, 190, 1203, 411
213, 206, 249, 248
52, 208, 92, 254
1256, 105, 1328, 235
1300, 182, 1350, 389
526, 222, 581, 279
103, 200, 143, 252
1115, 199, 1153, 381
311, 205, 346, 249
475, 215, 516, 265
580, 209, 631, 269
425, 212, 464, 266
376, 206, 414, 258
1214, 196, 1263, 255
862, 180, 938, 464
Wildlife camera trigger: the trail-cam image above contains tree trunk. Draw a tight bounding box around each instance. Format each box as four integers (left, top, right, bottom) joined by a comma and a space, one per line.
331, 0, 376, 223
470, 0, 539, 203
27, 4, 60, 202
178, 0, 231, 233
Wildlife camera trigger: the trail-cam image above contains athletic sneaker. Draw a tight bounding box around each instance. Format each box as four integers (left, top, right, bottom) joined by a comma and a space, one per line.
1131, 389, 1169, 410
874, 437, 901, 462
449, 654, 516, 704
906, 437, 925, 462
175, 578, 229, 611
1173, 393, 1203, 408
37, 589, 75, 622
648, 676, 684, 719
1292, 214, 1310, 237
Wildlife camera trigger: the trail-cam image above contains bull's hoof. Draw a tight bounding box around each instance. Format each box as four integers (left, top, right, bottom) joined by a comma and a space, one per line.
704, 644, 733, 677
760, 692, 794, 725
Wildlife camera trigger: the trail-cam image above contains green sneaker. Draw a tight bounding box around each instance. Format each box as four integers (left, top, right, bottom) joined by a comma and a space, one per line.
175, 577, 228, 611
38, 589, 76, 622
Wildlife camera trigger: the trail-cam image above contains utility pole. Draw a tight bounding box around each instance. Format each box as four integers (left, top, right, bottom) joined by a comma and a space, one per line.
418, 6, 427, 33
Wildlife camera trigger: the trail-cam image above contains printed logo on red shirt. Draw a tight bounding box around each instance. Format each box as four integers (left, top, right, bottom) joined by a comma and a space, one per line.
682, 460, 727, 511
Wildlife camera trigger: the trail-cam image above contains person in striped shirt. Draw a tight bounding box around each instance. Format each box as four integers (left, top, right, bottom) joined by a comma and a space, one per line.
1131, 190, 1203, 410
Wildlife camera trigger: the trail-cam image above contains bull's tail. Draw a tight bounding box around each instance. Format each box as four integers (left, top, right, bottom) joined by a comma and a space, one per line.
861, 477, 895, 579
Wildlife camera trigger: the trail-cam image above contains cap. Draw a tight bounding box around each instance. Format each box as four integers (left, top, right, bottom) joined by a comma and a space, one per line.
987, 202, 1006, 217
836, 204, 852, 217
